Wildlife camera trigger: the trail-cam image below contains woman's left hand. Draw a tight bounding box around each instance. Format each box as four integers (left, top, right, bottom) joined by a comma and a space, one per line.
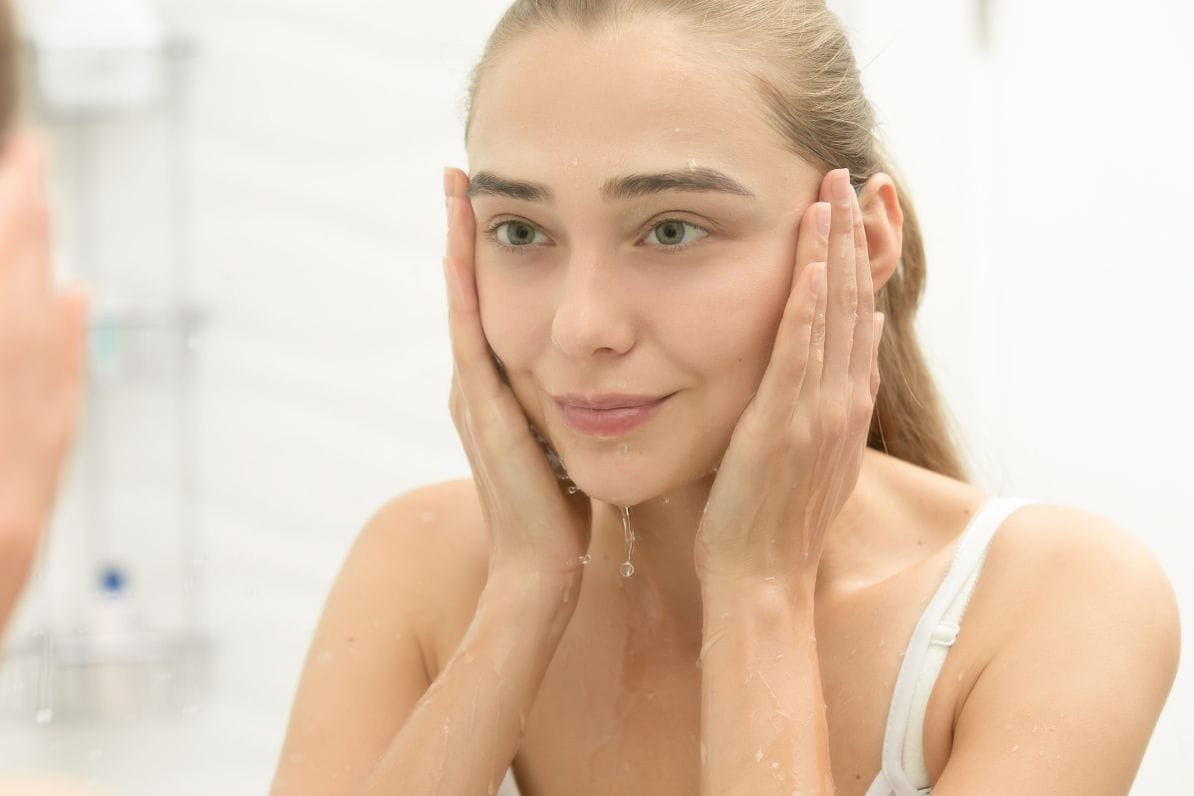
693, 168, 883, 588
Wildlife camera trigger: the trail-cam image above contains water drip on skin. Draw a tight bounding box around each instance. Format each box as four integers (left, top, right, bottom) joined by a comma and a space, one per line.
619, 505, 636, 577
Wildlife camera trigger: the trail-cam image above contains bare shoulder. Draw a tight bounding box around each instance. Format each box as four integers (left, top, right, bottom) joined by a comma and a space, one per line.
982, 502, 1180, 634
270, 478, 490, 793
359, 479, 491, 670
362, 478, 489, 564
934, 502, 1182, 793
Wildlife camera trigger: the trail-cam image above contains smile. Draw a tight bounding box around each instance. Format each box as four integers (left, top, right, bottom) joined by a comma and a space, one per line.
553, 394, 672, 437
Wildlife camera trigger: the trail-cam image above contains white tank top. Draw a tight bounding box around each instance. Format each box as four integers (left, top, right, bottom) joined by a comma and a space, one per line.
498, 495, 1035, 796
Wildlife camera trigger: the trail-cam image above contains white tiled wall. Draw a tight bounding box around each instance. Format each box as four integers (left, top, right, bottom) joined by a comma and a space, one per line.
1, 1, 1190, 793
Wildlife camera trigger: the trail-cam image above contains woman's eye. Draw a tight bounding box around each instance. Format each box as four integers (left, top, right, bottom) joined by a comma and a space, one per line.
646, 219, 708, 248
494, 221, 548, 247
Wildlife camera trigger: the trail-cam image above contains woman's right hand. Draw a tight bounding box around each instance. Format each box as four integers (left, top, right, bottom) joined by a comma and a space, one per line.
441, 167, 592, 588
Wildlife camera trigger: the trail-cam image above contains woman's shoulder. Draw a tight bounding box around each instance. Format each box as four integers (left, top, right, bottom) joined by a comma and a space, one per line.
964, 498, 1180, 675
364, 478, 489, 555
926, 499, 1181, 785
879, 455, 1172, 610
983, 500, 1175, 603
357, 478, 492, 673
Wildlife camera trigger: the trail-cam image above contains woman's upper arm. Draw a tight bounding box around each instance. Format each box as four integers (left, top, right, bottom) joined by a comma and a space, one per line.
932, 508, 1181, 795
270, 482, 480, 795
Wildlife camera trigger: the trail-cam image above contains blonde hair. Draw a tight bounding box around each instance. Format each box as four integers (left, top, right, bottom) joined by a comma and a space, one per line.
464, 0, 969, 482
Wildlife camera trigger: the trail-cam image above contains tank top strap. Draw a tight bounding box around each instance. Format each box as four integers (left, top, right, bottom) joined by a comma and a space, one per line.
877, 495, 1037, 794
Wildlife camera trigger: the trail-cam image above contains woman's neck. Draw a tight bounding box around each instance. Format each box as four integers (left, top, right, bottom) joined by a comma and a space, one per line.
580, 449, 892, 642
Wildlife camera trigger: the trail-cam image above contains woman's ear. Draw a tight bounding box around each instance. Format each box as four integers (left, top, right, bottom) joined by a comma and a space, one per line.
858, 173, 903, 292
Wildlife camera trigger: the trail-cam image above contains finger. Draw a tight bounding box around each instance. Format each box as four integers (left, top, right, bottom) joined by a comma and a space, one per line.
793, 200, 830, 281
753, 258, 824, 422
442, 190, 505, 408
847, 182, 876, 404
821, 168, 858, 395
804, 260, 829, 395
444, 167, 476, 308
48, 287, 89, 442
751, 201, 828, 414
56, 286, 89, 390
0, 134, 50, 298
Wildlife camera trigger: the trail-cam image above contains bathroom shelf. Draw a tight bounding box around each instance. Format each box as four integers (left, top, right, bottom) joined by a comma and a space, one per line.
0, 26, 211, 721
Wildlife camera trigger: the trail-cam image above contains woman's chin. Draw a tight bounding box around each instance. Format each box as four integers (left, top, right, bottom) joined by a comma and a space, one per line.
558, 446, 724, 509
568, 480, 651, 509
557, 463, 656, 508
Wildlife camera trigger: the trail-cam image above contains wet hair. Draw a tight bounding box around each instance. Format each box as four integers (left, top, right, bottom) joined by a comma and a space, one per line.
464, 0, 969, 482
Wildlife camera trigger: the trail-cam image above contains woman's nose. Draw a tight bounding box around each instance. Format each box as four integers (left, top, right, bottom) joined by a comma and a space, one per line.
548, 253, 636, 358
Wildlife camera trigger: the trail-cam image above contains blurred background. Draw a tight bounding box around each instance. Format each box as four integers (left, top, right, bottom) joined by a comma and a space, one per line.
0, 0, 1189, 793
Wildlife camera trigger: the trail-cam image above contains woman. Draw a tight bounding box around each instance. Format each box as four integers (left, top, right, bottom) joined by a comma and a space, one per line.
272, 1, 1180, 794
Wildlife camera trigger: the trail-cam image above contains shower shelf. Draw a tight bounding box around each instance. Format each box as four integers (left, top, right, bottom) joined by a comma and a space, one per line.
0, 27, 211, 721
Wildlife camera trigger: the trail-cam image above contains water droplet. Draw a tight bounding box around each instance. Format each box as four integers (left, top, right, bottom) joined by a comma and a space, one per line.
316, 651, 334, 665
619, 505, 636, 578
1009, 744, 1021, 753
754, 750, 764, 763
662, 497, 670, 504
578, 554, 591, 565
35, 708, 52, 724
566, 485, 579, 494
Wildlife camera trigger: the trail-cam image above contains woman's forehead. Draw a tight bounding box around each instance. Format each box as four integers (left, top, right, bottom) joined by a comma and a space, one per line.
467, 20, 788, 175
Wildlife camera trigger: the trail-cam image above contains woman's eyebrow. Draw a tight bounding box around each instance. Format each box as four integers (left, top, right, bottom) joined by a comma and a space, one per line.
604, 169, 755, 201
466, 167, 755, 202
467, 173, 551, 202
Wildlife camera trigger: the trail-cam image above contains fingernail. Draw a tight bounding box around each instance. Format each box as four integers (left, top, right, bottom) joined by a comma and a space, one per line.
445, 195, 454, 231
443, 166, 453, 198
833, 169, 852, 204
875, 311, 885, 338
816, 202, 830, 239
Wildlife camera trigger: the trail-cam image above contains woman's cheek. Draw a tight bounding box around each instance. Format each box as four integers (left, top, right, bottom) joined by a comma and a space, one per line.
476, 262, 551, 376
665, 240, 793, 361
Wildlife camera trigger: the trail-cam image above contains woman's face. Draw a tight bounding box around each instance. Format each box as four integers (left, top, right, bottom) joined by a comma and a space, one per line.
466, 17, 824, 507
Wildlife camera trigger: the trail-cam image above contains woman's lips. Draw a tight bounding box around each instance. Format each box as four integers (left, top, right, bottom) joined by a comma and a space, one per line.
554, 394, 672, 436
